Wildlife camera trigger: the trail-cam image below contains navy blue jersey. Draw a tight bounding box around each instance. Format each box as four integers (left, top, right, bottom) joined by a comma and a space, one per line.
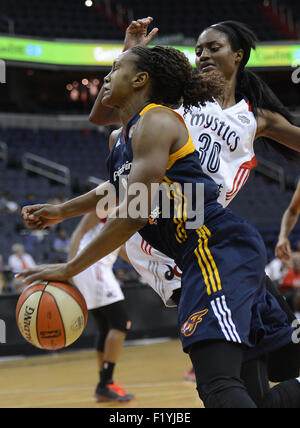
107, 103, 293, 354
107, 103, 226, 263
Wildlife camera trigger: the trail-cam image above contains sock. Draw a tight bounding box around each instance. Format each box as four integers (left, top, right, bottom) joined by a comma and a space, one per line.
100, 362, 115, 388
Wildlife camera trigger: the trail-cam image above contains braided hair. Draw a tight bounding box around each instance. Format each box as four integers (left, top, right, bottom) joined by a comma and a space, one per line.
131, 45, 225, 114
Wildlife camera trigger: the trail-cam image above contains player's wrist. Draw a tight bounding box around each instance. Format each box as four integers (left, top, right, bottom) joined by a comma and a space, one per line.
65, 260, 77, 279
57, 203, 68, 220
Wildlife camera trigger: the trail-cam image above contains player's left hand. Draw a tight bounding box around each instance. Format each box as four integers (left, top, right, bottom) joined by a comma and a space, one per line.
123, 17, 159, 51
15, 263, 70, 286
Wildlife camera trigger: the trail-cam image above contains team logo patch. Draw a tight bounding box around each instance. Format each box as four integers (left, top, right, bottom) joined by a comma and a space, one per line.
237, 115, 250, 125
181, 309, 209, 337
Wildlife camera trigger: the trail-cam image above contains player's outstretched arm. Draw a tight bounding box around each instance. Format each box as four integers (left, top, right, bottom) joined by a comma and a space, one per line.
68, 211, 106, 261
276, 181, 300, 261
89, 17, 158, 126
22, 181, 112, 230
257, 109, 300, 152
16, 109, 177, 285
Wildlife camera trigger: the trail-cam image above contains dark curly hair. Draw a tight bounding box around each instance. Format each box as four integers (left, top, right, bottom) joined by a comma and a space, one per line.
131, 45, 224, 114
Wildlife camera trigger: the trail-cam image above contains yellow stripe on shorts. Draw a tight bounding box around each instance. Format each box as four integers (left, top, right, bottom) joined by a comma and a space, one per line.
194, 226, 222, 295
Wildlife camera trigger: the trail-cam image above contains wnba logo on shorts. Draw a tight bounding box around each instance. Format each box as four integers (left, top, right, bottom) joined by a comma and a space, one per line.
181, 309, 208, 337
0, 319, 6, 344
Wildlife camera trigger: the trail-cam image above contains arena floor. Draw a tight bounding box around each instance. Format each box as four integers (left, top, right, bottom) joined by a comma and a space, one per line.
0, 339, 202, 408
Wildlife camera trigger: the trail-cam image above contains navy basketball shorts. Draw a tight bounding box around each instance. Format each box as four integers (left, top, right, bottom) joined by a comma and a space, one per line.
177, 214, 293, 354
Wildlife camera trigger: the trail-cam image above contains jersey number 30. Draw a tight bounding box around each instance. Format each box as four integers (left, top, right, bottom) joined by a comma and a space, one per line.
198, 133, 221, 173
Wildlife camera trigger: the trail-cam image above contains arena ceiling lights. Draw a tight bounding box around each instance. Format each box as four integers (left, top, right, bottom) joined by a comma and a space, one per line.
0, 35, 299, 69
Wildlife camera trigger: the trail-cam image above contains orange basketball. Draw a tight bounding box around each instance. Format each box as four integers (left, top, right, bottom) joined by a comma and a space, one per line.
16, 281, 88, 351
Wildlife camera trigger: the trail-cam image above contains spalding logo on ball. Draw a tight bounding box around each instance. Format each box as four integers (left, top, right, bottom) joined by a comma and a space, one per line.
16, 281, 88, 351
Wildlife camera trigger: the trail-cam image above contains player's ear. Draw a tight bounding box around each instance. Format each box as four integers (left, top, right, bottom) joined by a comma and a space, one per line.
132, 71, 150, 89
235, 49, 244, 67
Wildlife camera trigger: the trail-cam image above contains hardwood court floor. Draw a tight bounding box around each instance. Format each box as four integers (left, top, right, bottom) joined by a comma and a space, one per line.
0, 339, 203, 408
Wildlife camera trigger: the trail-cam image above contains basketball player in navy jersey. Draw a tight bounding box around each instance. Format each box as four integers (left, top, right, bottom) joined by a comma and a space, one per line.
17, 45, 298, 408
88, 17, 300, 406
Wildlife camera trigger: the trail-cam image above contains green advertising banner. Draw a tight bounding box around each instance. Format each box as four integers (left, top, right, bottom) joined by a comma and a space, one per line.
1, 35, 300, 68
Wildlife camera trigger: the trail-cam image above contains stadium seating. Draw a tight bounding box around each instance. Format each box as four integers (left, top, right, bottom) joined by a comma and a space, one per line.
125, 0, 286, 41
0, 127, 110, 185
0, 0, 292, 41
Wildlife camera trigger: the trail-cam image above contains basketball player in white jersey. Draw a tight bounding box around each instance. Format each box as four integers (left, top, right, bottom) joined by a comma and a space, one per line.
88, 17, 300, 407
69, 211, 134, 403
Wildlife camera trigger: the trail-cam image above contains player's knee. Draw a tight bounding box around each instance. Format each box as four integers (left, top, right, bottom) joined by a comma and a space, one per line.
197, 376, 251, 409
111, 319, 131, 333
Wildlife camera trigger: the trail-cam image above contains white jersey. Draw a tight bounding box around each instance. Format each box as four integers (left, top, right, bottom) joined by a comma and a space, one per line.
177, 99, 257, 207
126, 100, 258, 306
73, 222, 124, 310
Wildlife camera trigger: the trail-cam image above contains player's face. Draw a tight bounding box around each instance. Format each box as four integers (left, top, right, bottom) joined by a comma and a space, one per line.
102, 51, 138, 108
195, 28, 241, 80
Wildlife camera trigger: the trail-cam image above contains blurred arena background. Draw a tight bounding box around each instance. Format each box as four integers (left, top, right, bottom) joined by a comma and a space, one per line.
1, 0, 300, 357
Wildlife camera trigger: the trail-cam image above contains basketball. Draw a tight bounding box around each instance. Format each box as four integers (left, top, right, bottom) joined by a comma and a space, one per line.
16, 281, 88, 351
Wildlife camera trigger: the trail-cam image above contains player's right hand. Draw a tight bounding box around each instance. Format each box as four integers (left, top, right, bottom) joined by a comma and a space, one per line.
123, 16, 159, 51
22, 204, 64, 230
275, 238, 292, 261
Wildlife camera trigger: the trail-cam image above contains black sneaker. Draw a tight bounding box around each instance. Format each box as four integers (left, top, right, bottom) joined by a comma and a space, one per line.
95, 382, 135, 403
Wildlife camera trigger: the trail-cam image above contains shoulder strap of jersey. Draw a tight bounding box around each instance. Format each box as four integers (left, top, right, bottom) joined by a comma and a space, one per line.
139, 103, 195, 170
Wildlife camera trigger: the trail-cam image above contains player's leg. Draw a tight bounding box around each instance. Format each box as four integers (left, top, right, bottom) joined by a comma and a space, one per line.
189, 340, 257, 408
100, 300, 131, 384
179, 221, 293, 407
241, 357, 300, 408
94, 300, 134, 402
89, 307, 110, 386
264, 275, 300, 382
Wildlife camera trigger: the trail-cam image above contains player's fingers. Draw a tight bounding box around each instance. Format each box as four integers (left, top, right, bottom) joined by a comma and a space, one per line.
24, 222, 39, 230
26, 208, 49, 221
21, 273, 44, 285
130, 21, 142, 30
16, 268, 45, 285
15, 268, 39, 279
36, 223, 46, 230
137, 17, 153, 26
276, 246, 291, 261
146, 28, 159, 43
275, 246, 285, 259
22, 204, 43, 219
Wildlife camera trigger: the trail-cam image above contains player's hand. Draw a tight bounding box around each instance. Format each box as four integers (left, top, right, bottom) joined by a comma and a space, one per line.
22, 204, 64, 230
15, 263, 70, 286
123, 17, 159, 51
275, 238, 292, 261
